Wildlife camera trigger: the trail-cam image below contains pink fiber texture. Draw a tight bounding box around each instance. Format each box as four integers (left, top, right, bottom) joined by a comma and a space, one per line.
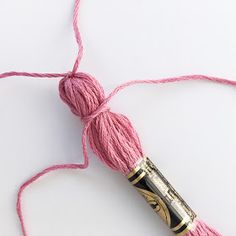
0, 0, 232, 235
59, 72, 143, 174
186, 219, 222, 236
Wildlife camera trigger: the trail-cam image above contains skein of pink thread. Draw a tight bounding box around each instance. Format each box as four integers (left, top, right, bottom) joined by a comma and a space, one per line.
59, 72, 223, 236
13, 74, 234, 236
59, 72, 143, 174
1, 0, 233, 235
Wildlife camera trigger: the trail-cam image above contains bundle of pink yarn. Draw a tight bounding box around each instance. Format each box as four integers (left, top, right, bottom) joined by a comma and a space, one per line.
59, 72, 143, 174
59, 72, 222, 236
1, 0, 234, 235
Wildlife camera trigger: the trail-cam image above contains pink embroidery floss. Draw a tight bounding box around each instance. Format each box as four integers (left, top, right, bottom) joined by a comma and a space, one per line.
1, 0, 235, 235
58, 73, 224, 236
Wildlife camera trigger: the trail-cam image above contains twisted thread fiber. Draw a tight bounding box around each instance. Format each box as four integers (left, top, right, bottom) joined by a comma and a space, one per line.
185, 220, 222, 236
0, 0, 235, 235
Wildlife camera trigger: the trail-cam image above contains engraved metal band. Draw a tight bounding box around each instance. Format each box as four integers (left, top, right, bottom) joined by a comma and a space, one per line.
127, 157, 196, 235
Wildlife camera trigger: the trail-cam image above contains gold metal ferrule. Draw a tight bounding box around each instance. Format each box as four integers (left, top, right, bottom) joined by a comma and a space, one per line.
127, 157, 196, 235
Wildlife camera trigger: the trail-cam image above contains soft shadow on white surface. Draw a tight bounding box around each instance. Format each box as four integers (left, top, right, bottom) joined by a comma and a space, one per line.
0, 0, 236, 235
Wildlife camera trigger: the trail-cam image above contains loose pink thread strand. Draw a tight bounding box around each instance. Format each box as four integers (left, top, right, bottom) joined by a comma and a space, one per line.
16, 164, 88, 236
0, 0, 234, 235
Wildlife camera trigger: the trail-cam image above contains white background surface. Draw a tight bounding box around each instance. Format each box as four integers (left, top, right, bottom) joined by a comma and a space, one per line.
0, 0, 235, 235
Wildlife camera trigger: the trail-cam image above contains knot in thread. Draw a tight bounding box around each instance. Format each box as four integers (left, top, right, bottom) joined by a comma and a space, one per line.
59, 72, 109, 123
81, 105, 110, 124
